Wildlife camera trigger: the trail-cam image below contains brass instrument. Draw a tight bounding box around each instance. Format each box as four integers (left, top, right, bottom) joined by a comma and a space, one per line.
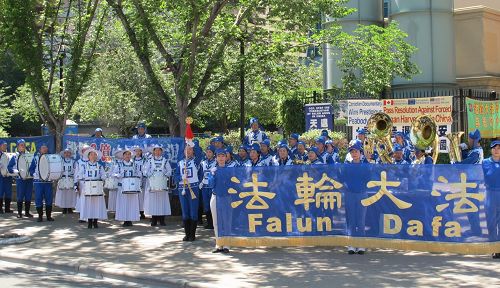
446, 132, 464, 163
410, 115, 439, 164
366, 112, 394, 164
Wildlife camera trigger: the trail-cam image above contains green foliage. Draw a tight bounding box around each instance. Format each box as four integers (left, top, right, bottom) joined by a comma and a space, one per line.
0, 82, 11, 137
279, 94, 306, 135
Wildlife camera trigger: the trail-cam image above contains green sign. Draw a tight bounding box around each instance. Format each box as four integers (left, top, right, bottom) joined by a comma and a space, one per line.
466, 98, 500, 138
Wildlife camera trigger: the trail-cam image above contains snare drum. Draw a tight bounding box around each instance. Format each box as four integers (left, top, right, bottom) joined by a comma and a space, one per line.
148, 174, 168, 192
0, 152, 15, 176
104, 177, 118, 189
82, 180, 104, 196
17, 153, 34, 179
38, 154, 63, 181
121, 177, 141, 194
57, 177, 74, 190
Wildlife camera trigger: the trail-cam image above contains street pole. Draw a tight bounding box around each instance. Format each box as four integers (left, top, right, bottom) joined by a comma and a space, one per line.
240, 38, 245, 142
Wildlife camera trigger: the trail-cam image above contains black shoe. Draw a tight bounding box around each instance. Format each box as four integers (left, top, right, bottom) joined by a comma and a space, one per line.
46, 205, 54, 221
159, 216, 166, 226
36, 207, 43, 222
222, 248, 230, 254
24, 201, 33, 218
348, 249, 356, 255
62, 208, 67, 214
93, 219, 98, 228
140, 211, 146, 220
357, 249, 365, 255
182, 220, 189, 241
204, 212, 214, 229
151, 216, 158, 227
4, 198, 12, 213
68, 208, 74, 214
122, 222, 128, 227
188, 219, 197, 241
212, 248, 223, 253
88, 219, 93, 229
0, 199, 4, 214
493, 253, 500, 259
128, 221, 133, 227
17, 202, 23, 218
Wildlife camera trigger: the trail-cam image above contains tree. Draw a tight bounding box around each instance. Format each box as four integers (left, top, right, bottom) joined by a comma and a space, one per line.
1, 0, 106, 149
0, 82, 11, 137
105, 0, 352, 136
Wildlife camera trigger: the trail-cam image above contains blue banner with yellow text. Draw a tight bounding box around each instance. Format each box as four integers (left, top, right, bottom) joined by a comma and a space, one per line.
215, 164, 500, 254
0, 136, 55, 154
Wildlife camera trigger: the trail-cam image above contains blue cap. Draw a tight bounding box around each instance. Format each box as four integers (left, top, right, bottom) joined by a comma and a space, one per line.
210, 137, 217, 144
357, 128, 367, 135
325, 140, 334, 146
308, 146, 320, 157
39, 142, 48, 148
137, 123, 146, 129
16, 139, 26, 145
393, 144, 404, 152
315, 136, 326, 144
214, 136, 224, 143
249, 117, 259, 125
238, 145, 248, 152
206, 145, 216, 153
469, 129, 481, 141
250, 143, 261, 154
0, 140, 7, 145
95, 128, 103, 132
348, 140, 363, 152
297, 141, 306, 147
394, 132, 404, 138
289, 133, 299, 140
490, 140, 500, 148
215, 148, 226, 155
277, 143, 289, 152
261, 139, 271, 147
225, 145, 233, 154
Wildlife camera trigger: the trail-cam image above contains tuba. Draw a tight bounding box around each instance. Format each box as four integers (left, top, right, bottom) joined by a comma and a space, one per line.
446, 132, 464, 163
366, 112, 394, 164
410, 115, 439, 164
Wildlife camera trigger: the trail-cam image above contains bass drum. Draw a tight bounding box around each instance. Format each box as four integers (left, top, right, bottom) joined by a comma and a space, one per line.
17, 153, 34, 179
39, 154, 63, 181
0, 152, 15, 176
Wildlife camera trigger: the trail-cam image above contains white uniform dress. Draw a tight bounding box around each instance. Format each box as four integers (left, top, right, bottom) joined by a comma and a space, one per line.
107, 159, 121, 212
74, 158, 88, 212
133, 156, 147, 211
144, 156, 172, 216
55, 158, 77, 208
76, 161, 108, 220
114, 160, 140, 222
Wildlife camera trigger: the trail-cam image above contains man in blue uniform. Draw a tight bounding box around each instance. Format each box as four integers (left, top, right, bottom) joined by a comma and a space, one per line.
483, 140, 500, 258
29, 143, 54, 222
8, 139, 34, 218
0, 140, 13, 213
288, 133, 299, 155
132, 123, 152, 139
244, 118, 268, 145
259, 139, 273, 166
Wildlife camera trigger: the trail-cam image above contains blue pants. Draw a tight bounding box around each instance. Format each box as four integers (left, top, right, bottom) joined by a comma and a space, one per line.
202, 187, 212, 212
16, 179, 33, 202
345, 192, 367, 237
0, 176, 13, 199
34, 182, 53, 208
485, 190, 500, 242
179, 185, 200, 221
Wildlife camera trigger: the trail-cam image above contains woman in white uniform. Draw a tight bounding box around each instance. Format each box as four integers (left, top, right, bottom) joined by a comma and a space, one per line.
144, 144, 172, 226
107, 149, 123, 213
113, 148, 140, 227
133, 146, 147, 220
75, 148, 107, 229
55, 148, 76, 214
74, 144, 90, 223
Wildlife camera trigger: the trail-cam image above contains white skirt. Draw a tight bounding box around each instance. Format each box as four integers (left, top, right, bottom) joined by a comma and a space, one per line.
115, 188, 140, 221
143, 182, 171, 216
107, 189, 117, 211
79, 195, 108, 220
55, 188, 77, 208
138, 178, 146, 211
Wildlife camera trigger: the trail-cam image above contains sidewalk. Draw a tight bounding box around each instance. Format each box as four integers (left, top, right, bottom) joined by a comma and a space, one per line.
1, 210, 499, 287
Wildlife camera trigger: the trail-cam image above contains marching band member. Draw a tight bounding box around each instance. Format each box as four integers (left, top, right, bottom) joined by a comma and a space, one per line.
272, 144, 293, 166
212, 136, 225, 150
55, 148, 76, 214
8, 139, 34, 218
393, 132, 413, 163
392, 144, 409, 164
413, 149, 433, 165
341, 140, 370, 255
144, 144, 172, 226
247, 144, 265, 167
92, 128, 105, 138
210, 148, 230, 254
483, 140, 500, 258
288, 133, 299, 155
113, 148, 140, 227
133, 146, 147, 219
306, 147, 324, 165
321, 130, 331, 140
0, 140, 13, 213
177, 144, 201, 241
293, 141, 308, 163
74, 144, 90, 223
315, 136, 334, 164
237, 145, 251, 166
75, 148, 107, 229
29, 143, 54, 222
132, 123, 152, 139
244, 118, 268, 146
201, 145, 217, 229
225, 146, 238, 167
259, 139, 274, 166
325, 140, 339, 163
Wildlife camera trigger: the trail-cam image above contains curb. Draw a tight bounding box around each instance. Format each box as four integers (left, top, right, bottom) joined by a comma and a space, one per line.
1, 252, 211, 288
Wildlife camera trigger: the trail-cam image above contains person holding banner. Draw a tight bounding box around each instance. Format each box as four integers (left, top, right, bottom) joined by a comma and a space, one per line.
212, 136, 225, 150
306, 147, 324, 165
55, 148, 76, 214
201, 145, 217, 229
315, 137, 334, 165
341, 140, 370, 254
144, 144, 172, 227
483, 140, 500, 258
246, 144, 265, 167
288, 133, 299, 155
259, 139, 274, 166
75, 148, 107, 229
177, 144, 201, 241
133, 146, 147, 220
29, 143, 54, 222
0, 140, 13, 213
325, 140, 339, 163
293, 141, 308, 164
8, 139, 34, 219
237, 145, 251, 167
225, 146, 238, 168
393, 132, 413, 163
244, 118, 268, 146
113, 148, 140, 227
392, 145, 409, 165
209, 148, 230, 254
272, 144, 293, 166
133, 123, 152, 139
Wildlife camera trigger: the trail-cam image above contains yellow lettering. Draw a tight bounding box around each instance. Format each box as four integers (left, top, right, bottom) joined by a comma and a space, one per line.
248, 214, 262, 233
406, 220, 423, 236
383, 214, 402, 235
297, 217, 312, 232
267, 217, 282, 233
316, 217, 332, 232
444, 221, 461, 237
432, 216, 443, 237
286, 213, 292, 233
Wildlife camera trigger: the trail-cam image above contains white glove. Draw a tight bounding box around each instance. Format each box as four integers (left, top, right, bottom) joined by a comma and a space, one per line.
459, 143, 468, 150
199, 183, 203, 190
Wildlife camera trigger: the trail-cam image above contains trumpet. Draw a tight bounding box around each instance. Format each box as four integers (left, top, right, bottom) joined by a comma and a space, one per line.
410, 115, 439, 164
366, 112, 394, 164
